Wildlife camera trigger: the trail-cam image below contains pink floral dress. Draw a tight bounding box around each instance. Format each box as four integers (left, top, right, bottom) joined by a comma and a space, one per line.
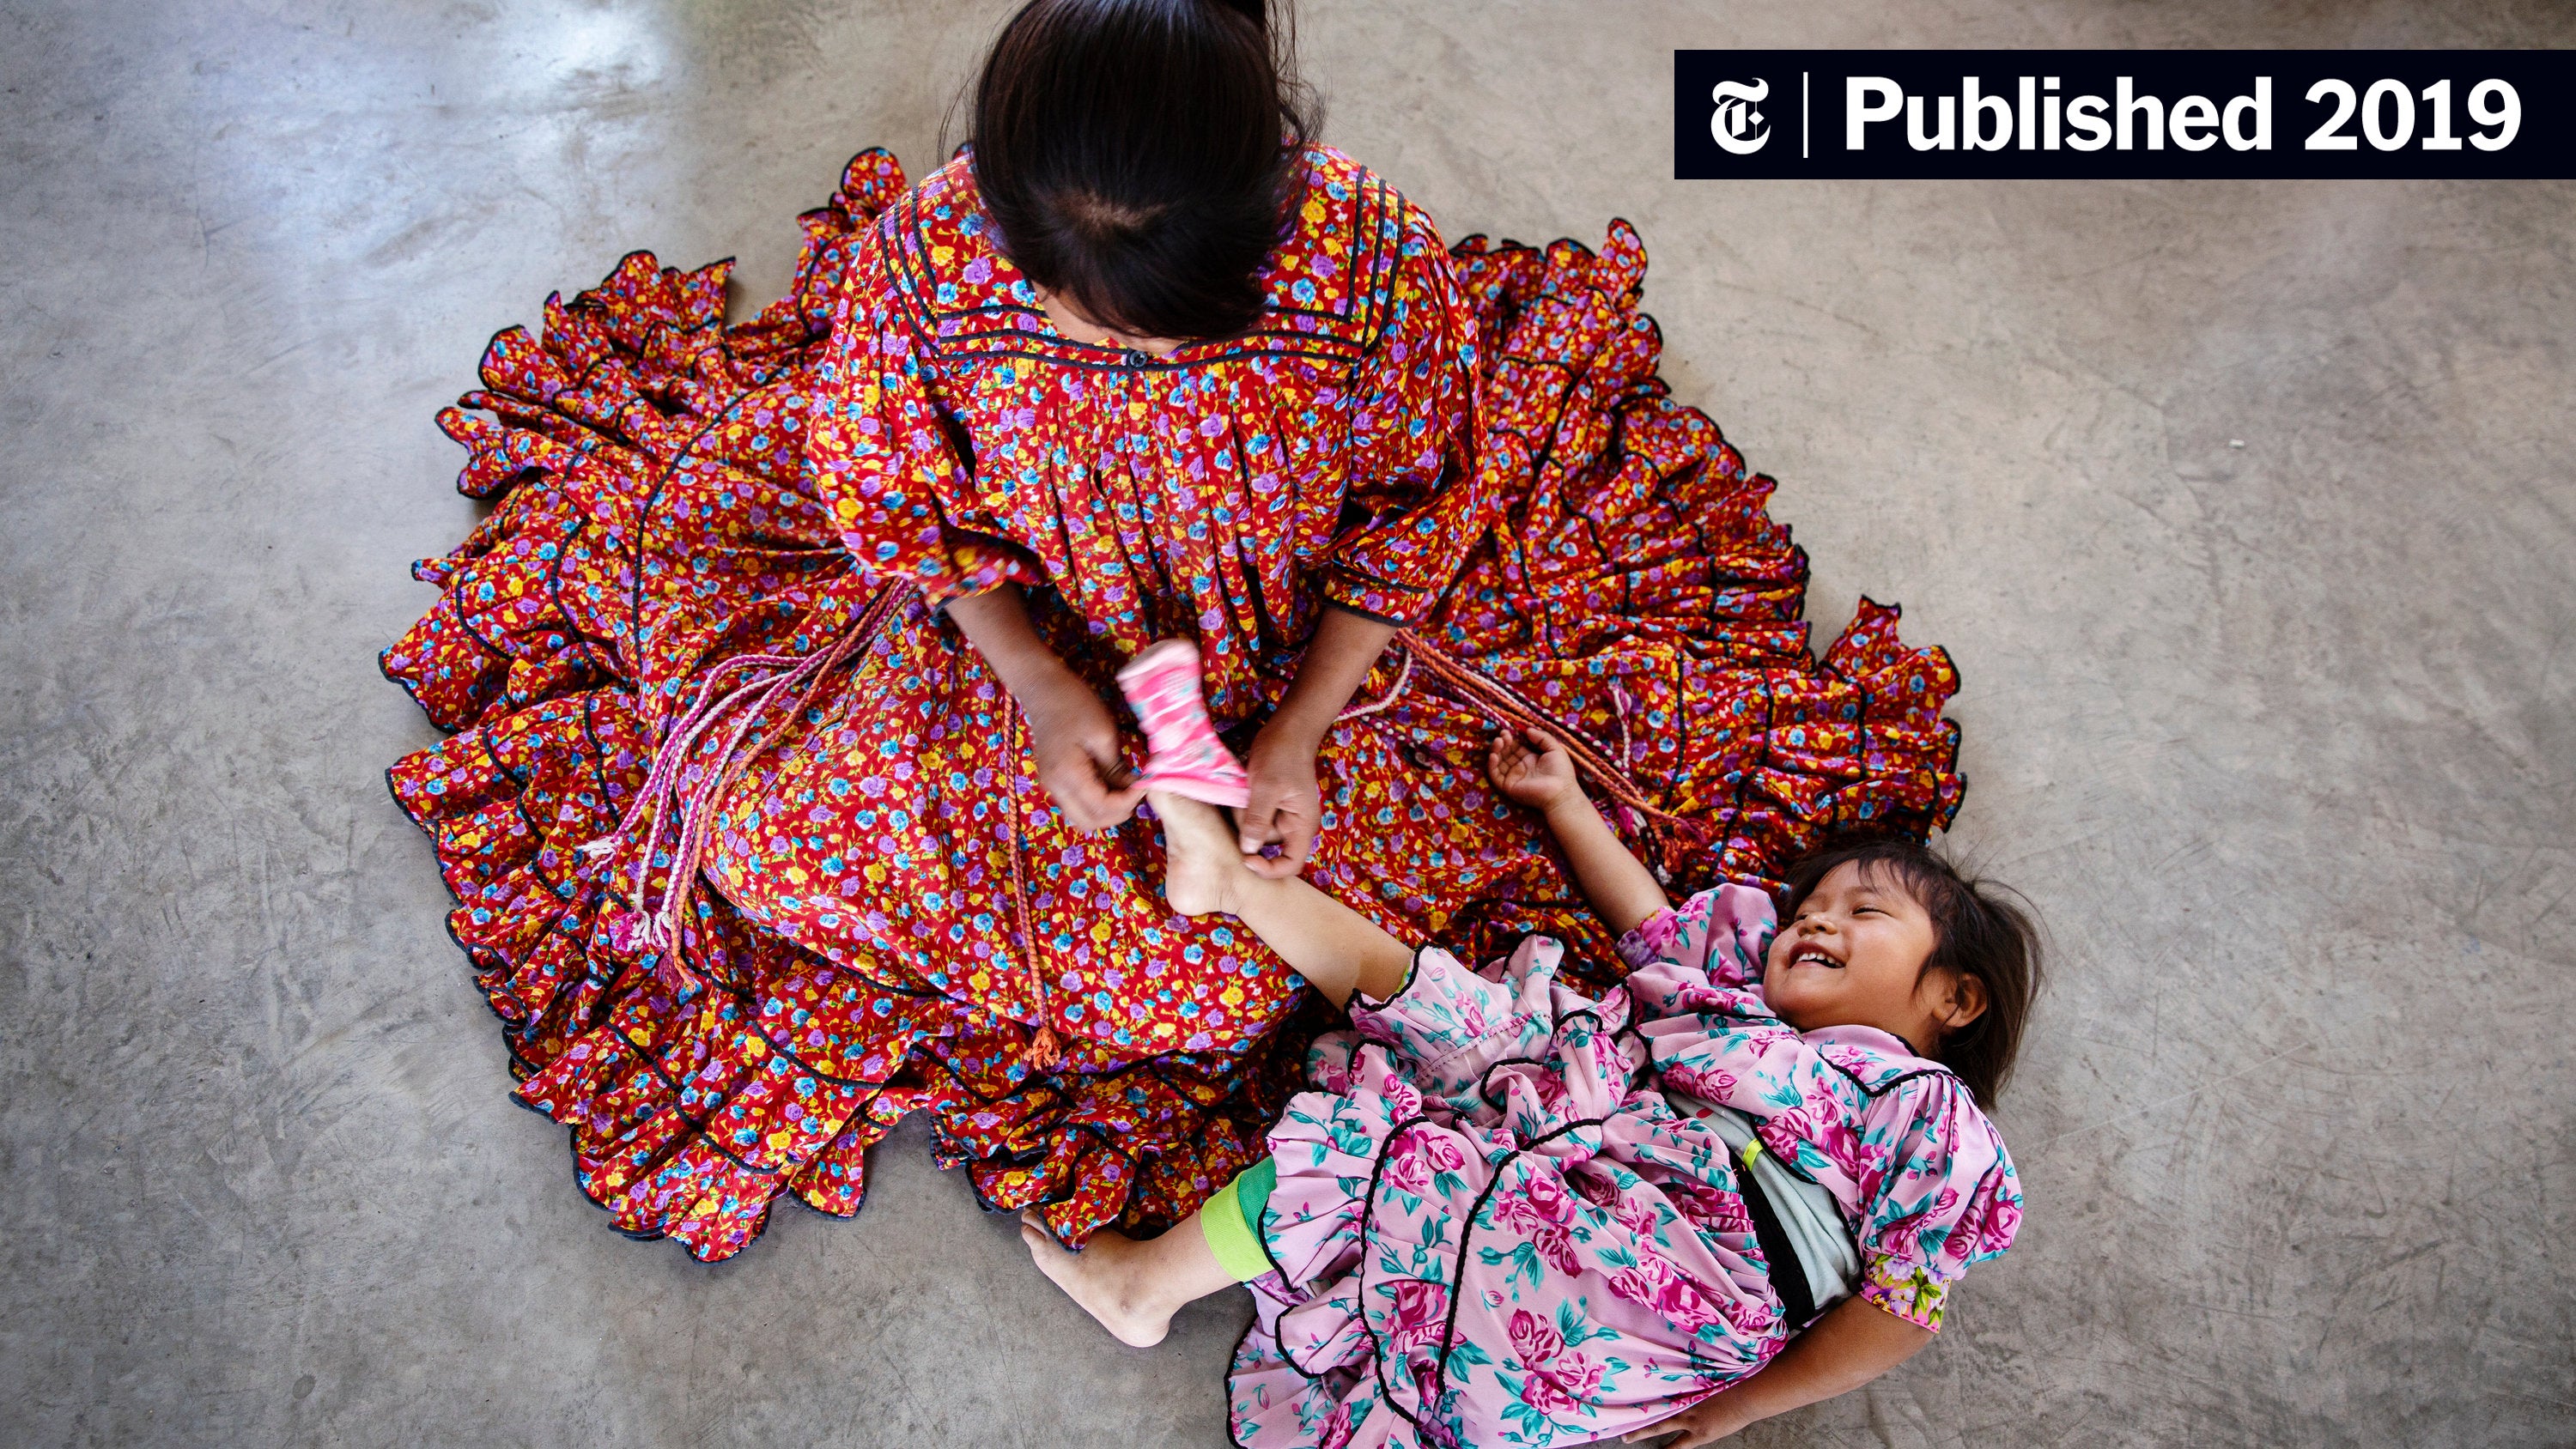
1230, 883, 2020, 1449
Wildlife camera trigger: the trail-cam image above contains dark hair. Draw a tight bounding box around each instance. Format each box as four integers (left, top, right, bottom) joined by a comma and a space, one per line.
969, 0, 1318, 341
1779, 837, 2044, 1107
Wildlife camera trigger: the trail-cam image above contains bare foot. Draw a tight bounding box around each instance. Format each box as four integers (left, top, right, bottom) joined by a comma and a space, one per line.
1153, 791, 1249, 918
1019, 1210, 1176, 1348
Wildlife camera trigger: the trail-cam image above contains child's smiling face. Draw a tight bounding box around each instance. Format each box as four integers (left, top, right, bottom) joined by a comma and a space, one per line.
1764, 860, 1982, 1052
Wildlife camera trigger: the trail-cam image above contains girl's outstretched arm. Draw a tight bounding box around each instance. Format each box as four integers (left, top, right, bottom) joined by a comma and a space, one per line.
1624, 1297, 1935, 1446
1488, 728, 1670, 936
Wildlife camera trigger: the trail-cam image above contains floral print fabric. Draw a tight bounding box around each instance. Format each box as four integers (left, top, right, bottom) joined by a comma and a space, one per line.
1620, 886, 2021, 1331
1234, 940, 1783, 1449
810, 146, 1488, 670
380, 145, 1970, 1262
1229, 888, 2017, 1449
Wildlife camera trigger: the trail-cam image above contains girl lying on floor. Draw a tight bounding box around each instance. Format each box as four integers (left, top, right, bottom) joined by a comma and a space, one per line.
1023, 722, 2041, 1448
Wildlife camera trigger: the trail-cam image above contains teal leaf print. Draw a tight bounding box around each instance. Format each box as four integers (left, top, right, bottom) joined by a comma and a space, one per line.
1477, 1241, 1546, 1288
1498, 1396, 1556, 1443
1552, 1300, 1621, 1348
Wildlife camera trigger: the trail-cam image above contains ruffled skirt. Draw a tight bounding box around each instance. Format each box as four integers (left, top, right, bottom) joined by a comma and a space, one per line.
1231, 942, 1782, 1449
381, 149, 1963, 1262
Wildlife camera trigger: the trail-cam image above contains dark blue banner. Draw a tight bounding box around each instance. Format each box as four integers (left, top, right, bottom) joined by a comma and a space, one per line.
1674, 52, 2575, 179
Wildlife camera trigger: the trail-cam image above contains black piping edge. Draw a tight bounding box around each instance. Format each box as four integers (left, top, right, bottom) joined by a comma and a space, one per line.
376, 642, 462, 737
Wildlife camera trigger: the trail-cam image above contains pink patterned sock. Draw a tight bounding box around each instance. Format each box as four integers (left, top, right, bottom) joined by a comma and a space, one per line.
1115, 638, 1252, 809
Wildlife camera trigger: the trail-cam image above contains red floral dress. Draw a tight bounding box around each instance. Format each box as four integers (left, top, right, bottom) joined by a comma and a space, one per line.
382, 145, 1965, 1263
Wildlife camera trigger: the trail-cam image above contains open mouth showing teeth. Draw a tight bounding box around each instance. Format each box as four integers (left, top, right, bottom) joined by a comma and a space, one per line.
1789, 949, 1844, 969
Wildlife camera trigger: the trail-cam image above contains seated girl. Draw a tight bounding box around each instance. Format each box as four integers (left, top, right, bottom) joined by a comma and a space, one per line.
1023, 722, 2041, 1449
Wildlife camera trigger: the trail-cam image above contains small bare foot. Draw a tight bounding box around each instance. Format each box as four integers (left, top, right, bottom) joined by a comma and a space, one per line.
1019, 1210, 1176, 1348
1153, 790, 1249, 918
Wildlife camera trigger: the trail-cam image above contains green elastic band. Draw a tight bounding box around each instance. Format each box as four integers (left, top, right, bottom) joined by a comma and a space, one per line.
1200, 1157, 1279, 1282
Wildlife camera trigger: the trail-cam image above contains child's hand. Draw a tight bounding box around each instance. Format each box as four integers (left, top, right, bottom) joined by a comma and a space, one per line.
1487, 727, 1582, 813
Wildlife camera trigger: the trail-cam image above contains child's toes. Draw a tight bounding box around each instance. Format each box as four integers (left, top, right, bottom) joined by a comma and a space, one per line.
1018, 1210, 1056, 1251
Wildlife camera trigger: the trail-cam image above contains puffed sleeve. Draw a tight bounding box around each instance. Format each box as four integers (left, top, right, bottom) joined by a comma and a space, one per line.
1617, 883, 1777, 1001
1622, 883, 1810, 1112
1317, 203, 1488, 626
1853, 1080, 2022, 1331
807, 220, 1044, 606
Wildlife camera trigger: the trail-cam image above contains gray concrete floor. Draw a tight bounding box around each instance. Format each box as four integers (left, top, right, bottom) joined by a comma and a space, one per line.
3, 1, 2571, 1445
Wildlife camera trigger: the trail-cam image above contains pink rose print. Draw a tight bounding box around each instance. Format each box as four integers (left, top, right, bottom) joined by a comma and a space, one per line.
1521, 1171, 1576, 1226
1608, 1249, 1727, 1334
1612, 1195, 1661, 1240
1662, 1176, 1733, 1232
1546, 1353, 1606, 1404
1528, 1070, 1571, 1111
1420, 1133, 1467, 1174
1606, 1265, 1654, 1310
1532, 1222, 1583, 1276
1379, 1073, 1425, 1121
1357, 1054, 1407, 1099
1987, 1192, 2022, 1246
1516, 1369, 1578, 1416
1630, 909, 1685, 960
1810, 1113, 1870, 1182
1316, 1399, 1356, 1449
1383, 1140, 1433, 1197
1455, 995, 1491, 1038
1385, 1278, 1449, 1351
1674, 1066, 1740, 1102
1509, 1313, 1607, 1416
1508, 1308, 1564, 1365
1709, 1191, 1754, 1237
1572, 1172, 1617, 1210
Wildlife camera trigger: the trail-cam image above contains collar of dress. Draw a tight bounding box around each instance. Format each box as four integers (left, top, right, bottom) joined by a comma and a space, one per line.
1801, 1021, 1936, 1068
